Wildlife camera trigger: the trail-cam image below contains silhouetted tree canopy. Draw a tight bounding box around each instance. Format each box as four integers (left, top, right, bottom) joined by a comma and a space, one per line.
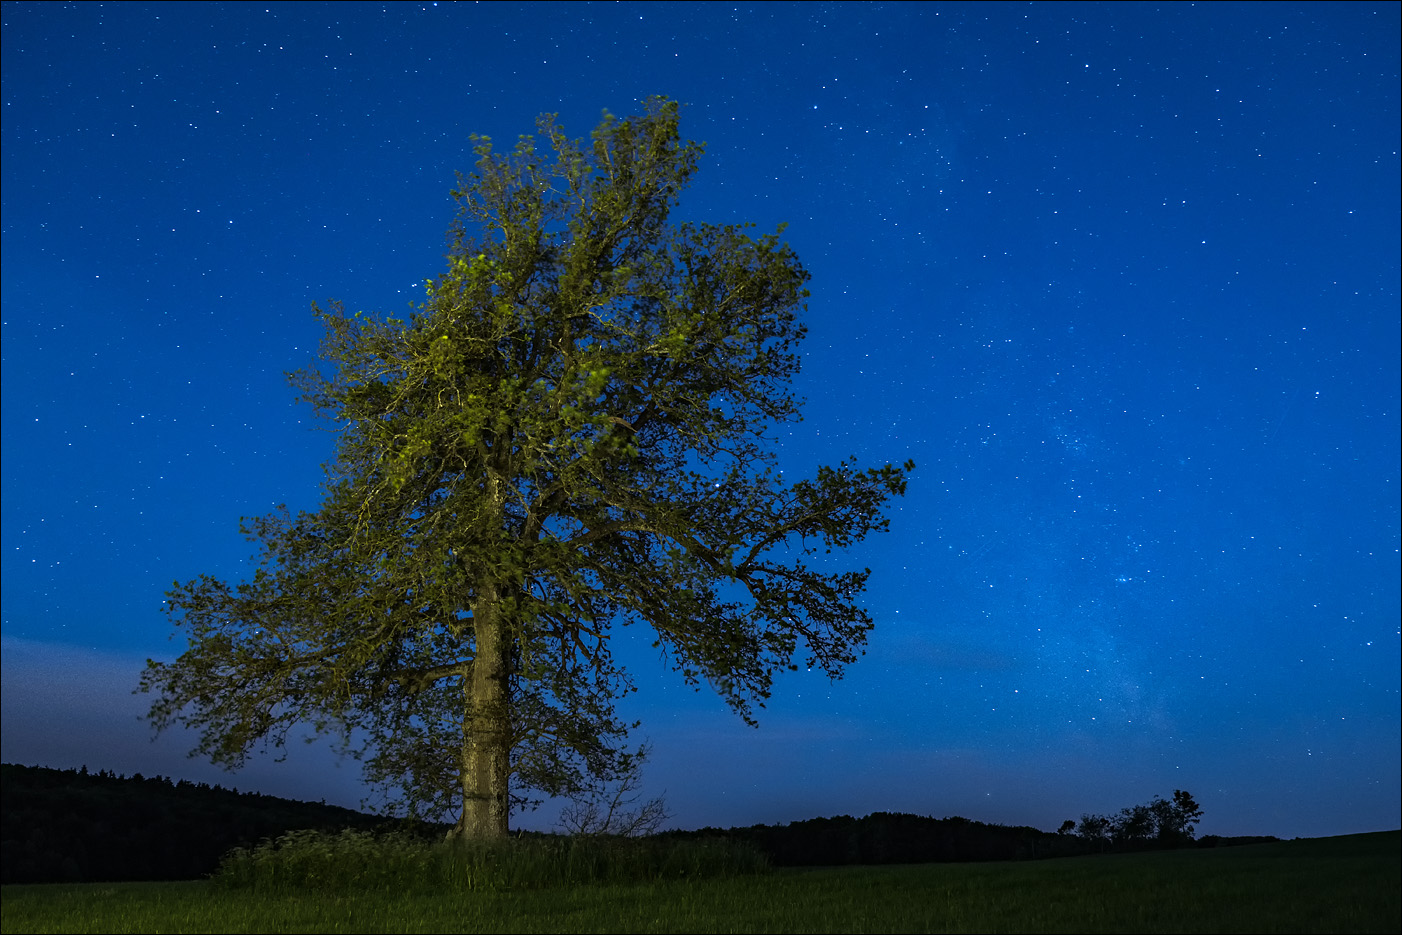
1076, 790, 1204, 851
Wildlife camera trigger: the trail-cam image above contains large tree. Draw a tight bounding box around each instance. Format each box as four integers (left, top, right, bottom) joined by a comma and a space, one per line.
141, 97, 913, 840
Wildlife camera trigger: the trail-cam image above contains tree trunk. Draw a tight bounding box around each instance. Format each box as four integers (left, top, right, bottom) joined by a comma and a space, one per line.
449, 579, 511, 841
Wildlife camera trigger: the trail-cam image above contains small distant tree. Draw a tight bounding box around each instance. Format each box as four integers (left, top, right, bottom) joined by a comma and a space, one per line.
1112, 803, 1155, 845
1057, 819, 1076, 835
1076, 813, 1113, 850
1148, 789, 1203, 845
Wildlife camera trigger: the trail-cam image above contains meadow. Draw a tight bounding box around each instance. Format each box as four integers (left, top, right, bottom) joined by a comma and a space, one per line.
1, 830, 1396, 934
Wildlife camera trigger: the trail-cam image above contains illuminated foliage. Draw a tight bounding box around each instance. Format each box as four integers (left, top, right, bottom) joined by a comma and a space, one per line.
141, 98, 913, 839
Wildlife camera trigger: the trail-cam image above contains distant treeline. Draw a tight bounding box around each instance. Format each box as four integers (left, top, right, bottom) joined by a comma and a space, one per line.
667, 813, 1280, 869
1, 763, 1279, 884
669, 812, 1081, 865
1, 763, 396, 884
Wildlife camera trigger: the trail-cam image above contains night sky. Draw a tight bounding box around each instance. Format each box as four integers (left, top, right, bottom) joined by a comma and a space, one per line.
3, 2, 1398, 840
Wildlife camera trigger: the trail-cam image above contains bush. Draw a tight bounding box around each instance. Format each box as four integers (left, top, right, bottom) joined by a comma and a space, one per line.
213, 828, 768, 893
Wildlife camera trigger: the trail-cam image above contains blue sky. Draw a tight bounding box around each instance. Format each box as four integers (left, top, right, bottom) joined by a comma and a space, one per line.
3, 1, 1398, 839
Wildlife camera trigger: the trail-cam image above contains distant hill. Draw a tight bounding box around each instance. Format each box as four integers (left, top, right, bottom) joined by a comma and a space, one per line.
666, 811, 1086, 866
1, 763, 401, 884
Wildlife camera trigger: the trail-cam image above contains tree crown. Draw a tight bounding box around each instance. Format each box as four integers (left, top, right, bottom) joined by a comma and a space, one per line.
142, 97, 912, 829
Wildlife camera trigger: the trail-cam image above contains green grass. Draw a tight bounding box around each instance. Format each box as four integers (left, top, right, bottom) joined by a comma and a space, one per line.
2, 831, 1396, 934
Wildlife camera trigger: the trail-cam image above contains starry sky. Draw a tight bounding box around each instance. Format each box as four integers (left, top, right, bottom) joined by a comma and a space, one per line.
3, 2, 1398, 840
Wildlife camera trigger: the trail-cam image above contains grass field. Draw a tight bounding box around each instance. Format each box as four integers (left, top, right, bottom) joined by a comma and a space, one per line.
2, 831, 1396, 934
